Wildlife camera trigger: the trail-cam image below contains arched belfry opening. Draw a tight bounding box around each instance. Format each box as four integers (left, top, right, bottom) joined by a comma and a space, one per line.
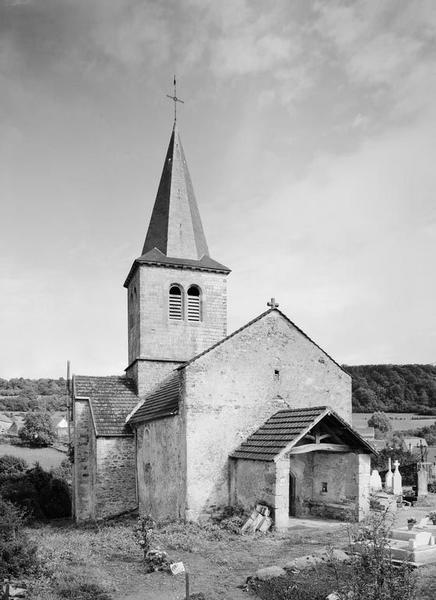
169, 285, 183, 320
187, 285, 201, 322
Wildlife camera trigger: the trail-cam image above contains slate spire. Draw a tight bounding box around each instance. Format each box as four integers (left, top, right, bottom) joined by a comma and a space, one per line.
142, 124, 210, 261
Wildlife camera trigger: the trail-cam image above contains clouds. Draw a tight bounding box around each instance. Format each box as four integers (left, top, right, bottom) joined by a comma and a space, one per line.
1, 0, 436, 376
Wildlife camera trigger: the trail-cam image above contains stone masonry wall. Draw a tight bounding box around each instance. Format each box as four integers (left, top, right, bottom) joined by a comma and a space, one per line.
126, 359, 181, 397
183, 310, 351, 520
127, 269, 140, 365
229, 459, 276, 511
135, 414, 185, 520
137, 265, 227, 362
95, 436, 137, 519
73, 400, 96, 522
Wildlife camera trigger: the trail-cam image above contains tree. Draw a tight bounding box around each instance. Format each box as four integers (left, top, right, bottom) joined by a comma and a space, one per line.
368, 411, 392, 434
19, 412, 56, 447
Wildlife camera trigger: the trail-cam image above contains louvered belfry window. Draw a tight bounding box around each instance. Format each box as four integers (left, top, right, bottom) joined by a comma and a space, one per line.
169, 285, 183, 320
187, 285, 201, 322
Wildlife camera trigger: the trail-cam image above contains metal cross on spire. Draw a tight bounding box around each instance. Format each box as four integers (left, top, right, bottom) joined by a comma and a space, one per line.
166, 75, 184, 124
267, 298, 279, 309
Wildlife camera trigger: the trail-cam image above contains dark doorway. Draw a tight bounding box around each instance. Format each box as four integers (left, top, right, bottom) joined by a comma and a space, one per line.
289, 471, 296, 517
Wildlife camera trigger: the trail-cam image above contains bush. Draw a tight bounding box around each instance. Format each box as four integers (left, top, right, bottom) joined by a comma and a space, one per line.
19, 412, 56, 447
0, 497, 38, 579
249, 511, 417, 600
0, 464, 71, 520
0, 455, 28, 481
343, 512, 416, 600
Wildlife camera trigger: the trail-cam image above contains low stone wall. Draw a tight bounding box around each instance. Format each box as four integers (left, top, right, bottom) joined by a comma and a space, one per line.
304, 499, 356, 522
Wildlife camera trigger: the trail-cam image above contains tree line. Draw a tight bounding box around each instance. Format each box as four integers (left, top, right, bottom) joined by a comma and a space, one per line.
343, 364, 436, 414
0, 377, 68, 412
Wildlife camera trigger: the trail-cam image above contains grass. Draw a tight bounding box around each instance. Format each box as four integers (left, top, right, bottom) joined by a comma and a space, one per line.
0, 443, 66, 470
15, 516, 436, 600
26, 521, 141, 599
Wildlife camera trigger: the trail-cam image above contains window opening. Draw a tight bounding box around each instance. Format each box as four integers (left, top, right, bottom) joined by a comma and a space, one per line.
187, 285, 201, 322
321, 482, 328, 493
274, 369, 280, 380
169, 285, 183, 320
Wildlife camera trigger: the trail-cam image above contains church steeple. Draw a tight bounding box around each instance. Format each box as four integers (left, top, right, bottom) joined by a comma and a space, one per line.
142, 125, 210, 261
124, 118, 230, 395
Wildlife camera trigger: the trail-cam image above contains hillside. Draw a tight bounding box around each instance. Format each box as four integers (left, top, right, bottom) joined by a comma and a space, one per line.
1, 366, 436, 415
0, 378, 68, 412
344, 364, 436, 414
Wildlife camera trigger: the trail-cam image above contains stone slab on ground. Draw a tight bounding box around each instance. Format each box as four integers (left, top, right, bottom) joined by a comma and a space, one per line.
255, 566, 286, 580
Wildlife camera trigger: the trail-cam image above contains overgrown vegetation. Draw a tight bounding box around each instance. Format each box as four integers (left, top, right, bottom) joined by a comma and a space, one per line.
0, 497, 38, 580
0, 455, 71, 520
250, 512, 417, 600
0, 378, 67, 412
344, 364, 436, 414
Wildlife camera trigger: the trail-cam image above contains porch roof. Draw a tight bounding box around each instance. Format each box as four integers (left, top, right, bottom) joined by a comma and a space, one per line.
230, 406, 376, 461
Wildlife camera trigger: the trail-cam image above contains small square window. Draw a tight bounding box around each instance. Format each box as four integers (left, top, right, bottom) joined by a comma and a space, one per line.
321, 482, 328, 493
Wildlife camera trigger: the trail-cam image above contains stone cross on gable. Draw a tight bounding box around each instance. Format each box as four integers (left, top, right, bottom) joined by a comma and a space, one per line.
267, 298, 279, 309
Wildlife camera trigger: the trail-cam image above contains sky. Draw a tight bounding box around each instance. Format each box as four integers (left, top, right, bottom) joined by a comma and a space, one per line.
1, 0, 436, 378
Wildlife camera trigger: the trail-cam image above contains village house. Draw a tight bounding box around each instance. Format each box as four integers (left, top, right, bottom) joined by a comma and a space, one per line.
71, 121, 374, 528
0, 413, 12, 434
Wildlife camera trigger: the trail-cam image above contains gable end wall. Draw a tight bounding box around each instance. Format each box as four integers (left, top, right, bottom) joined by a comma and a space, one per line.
183, 311, 351, 520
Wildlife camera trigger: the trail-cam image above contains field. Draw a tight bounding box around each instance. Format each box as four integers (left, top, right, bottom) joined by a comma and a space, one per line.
25, 499, 436, 600
0, 443, 66, 469
353, 413, 436, 432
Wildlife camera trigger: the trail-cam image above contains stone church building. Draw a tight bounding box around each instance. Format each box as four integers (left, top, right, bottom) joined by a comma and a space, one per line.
72, 123, 374, 528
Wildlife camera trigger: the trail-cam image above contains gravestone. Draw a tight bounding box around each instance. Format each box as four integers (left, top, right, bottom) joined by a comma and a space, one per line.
370, 469, 382, 492
417, 463, 428, 498
392, 460, 402, 495
385, 457, 393, 492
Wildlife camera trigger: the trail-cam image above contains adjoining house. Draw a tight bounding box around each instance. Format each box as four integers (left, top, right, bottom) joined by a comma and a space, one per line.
0, 413, 12, 434
8, 416, 24, 436
72, 120, 375, 525
52, 415, 69, 441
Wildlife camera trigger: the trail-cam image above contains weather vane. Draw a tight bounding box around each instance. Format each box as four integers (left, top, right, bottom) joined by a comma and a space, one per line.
166, 75, 184, 124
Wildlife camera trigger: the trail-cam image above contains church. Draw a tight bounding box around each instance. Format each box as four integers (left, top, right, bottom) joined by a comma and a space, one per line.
71, 118, 374, 529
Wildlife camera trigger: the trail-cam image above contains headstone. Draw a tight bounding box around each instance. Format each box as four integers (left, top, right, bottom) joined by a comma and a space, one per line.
392, 460, 402, 495
385, 457, 393, 492
417, 464, 428, 498
370, 469, 382, 492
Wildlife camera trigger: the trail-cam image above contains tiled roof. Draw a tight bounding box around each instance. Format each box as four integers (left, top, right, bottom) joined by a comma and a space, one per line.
231, 406, 375, 461
74, 375, 138, 436
180, 309, 347, 375
127, 373, 180, 425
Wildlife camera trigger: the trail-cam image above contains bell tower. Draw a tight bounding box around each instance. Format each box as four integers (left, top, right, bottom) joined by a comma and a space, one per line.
124, 123, 230, 396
